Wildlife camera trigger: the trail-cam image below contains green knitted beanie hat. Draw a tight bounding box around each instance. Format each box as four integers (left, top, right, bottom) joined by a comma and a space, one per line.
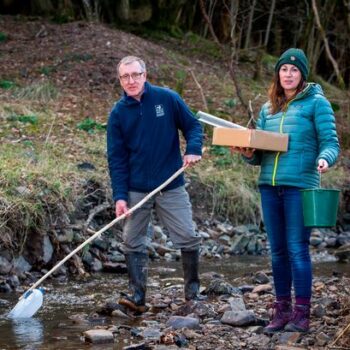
275, 48, 309, 80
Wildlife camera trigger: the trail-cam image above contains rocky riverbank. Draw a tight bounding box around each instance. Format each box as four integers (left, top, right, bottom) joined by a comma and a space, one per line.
73, 267, 350, 350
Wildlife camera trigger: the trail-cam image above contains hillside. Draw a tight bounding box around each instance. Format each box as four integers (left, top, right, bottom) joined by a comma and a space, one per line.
0, 16, 349, 257
0, 15, 350, 350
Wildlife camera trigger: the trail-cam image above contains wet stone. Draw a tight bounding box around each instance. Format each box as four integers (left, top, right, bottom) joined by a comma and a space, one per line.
274, 331, 302, 345
84, 329, 114, 344
238, 284, 254, 293
334, 243, 350, 261
228, 296, 246, 312
252, 284, 272, 294
92, 237, 109, 251
316, 331, 331, 346
153, 346, 179, 350
97, 302, 128, 317
337, 232, 350, 245
0, 256, 12, 274
166, 316, 200, 329
204, 279, 242, 296
142, 327, 162, 341
0, 281, 12, 293
89, 258, 103, 272
221, 310, 256, 326
312, 304, 326, 318
111, 309, 131, 318
13, 256, 32, 274
253, 271, 270, 284
247, 325, 264, 334
7, 275, 20, 288
248, 333, 270, 348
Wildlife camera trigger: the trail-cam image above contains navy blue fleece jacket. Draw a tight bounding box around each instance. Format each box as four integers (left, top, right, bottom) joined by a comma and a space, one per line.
107, 82, 203, 202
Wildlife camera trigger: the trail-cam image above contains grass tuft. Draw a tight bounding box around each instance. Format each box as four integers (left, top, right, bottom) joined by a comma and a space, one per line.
13, 81, 59, 102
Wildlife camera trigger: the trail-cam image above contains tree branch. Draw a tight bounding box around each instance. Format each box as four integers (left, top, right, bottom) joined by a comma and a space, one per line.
189, 70, 209, 112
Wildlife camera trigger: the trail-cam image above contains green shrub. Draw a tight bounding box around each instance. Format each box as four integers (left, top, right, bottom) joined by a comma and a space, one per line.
0, 80, 15, 89
0, 32, 8, 42
7, 114, 39, 125
77, 118, 106, 133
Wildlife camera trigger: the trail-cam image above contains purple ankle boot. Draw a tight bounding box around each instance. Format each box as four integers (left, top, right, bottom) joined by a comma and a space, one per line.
284, 304, 310, 332
264, 301, 292, 334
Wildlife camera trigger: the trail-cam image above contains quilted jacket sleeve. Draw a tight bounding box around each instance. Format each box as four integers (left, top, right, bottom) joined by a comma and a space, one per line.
314, 95, 340, 167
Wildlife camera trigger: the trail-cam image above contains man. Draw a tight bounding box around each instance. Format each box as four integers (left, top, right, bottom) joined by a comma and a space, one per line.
107, 56, 203, 313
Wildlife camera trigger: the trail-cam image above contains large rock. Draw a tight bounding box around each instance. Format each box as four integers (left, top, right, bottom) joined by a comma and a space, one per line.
0, 256, 12, 274
221, 310, 256, 326
230, 234, 251, 254
84, 329, 114, 344
12, 256, 32, 274
228, 296, 246, 312
42, 236, 54, 264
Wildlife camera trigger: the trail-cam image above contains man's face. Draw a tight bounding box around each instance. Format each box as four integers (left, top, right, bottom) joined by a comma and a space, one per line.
118, 61, 146, 100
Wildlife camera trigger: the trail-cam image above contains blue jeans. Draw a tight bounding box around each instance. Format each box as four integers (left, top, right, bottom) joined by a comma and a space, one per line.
259, 185, 312, 299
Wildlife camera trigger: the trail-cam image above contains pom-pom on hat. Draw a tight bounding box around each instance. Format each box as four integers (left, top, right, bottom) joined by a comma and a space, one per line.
275, 48, 309, 80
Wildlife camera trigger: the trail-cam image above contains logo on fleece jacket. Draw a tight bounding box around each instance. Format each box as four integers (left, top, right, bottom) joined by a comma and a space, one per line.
155, 104, 165, 117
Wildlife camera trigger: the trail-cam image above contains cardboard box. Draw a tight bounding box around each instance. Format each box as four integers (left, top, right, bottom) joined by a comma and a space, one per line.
212, 127, 289, 152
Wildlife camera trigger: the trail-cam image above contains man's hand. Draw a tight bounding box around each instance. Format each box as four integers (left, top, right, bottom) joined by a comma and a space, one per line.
183, 154, 202, 167
115, 200, 129, 217
230, 146, 255, 159
317, 159, 329, 173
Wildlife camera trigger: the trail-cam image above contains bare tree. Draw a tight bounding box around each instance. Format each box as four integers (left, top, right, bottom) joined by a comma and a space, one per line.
311, 0, 345, 88
199, 0, 252, 122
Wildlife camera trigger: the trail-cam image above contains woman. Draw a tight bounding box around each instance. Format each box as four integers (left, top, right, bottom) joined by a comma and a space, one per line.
233, 48, 340, 333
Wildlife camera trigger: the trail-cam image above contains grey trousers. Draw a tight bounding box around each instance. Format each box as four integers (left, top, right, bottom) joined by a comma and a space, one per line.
122, 186, 201, 253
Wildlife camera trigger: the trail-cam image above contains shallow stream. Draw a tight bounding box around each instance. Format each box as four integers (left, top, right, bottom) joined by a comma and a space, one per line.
0, 254, 348, 350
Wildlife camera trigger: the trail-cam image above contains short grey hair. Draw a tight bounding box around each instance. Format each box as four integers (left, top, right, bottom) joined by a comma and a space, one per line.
117, 56, 146, 77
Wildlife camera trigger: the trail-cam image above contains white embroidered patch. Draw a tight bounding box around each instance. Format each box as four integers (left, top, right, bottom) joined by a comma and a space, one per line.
155, 104, 165, 117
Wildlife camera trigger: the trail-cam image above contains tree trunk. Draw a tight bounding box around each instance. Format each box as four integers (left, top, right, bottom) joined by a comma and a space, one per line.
244, 0, 256, 49
344, 0, 350, 32
116, 0, 130, 21
263, 0, 275, 47
31, 0, 54, 15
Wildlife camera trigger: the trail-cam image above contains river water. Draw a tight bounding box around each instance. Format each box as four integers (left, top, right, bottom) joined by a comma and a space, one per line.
0, 254, 348, 350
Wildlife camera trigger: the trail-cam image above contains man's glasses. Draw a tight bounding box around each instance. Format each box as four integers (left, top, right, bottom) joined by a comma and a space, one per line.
119, 72, 144, 82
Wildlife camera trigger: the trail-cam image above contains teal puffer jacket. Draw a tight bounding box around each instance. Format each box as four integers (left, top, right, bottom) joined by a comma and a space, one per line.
245, 83, 340, 188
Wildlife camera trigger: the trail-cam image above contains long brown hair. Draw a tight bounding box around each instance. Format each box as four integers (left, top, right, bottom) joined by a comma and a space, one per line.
268, 74, 305, 114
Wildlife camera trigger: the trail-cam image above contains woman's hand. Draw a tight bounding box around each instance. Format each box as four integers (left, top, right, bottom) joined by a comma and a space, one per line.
230, 146, 256, 159
317, 159, 329, 173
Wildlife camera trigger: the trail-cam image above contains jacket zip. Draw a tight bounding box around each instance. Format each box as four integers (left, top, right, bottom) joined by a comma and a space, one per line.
271, 104, 289, 186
